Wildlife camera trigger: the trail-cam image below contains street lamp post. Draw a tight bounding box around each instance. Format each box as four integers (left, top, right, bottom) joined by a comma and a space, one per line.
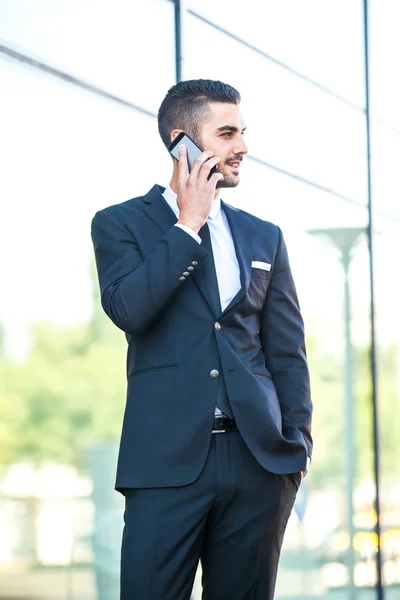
308, 227, 365, 600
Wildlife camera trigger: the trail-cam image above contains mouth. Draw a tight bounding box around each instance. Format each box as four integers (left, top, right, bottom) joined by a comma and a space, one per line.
227, 161, 241, 173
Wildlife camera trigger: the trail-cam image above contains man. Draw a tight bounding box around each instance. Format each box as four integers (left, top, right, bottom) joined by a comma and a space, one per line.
91, 79, 313, 600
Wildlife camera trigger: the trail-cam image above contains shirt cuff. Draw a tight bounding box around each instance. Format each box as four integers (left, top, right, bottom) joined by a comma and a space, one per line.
174, 223, 201, 244
303, 456, 311, 477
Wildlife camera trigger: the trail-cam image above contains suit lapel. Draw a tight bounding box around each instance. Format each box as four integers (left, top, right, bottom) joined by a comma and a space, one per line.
141, 185, 218, 314
141, 187, 253, 317
142, 185, 178, 234
221, 202, 253, 315
193, 223, 222, 317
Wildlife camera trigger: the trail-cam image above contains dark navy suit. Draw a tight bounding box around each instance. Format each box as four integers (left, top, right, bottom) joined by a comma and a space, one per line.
91, 184, 313, 599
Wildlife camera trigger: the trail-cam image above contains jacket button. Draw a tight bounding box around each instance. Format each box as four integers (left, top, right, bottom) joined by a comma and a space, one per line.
191, 261, 198, 266
187, 266, 194, 272
214, 322, 221, 331
182, 271, 190, 276
210, 369, 219, 378
178, 276, 186, 282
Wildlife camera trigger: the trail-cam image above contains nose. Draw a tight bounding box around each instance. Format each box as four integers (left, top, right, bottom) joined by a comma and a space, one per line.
233, 137, 248, 156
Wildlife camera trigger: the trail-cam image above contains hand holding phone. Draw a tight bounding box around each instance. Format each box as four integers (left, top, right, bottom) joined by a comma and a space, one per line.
168, 132, 223, 233
168, 132, 219, 179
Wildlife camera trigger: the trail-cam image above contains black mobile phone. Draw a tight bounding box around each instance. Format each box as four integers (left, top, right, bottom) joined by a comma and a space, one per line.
168, 132, 219, 179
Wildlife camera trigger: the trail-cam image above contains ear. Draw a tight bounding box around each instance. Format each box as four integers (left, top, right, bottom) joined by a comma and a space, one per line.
170, 129, 183, 143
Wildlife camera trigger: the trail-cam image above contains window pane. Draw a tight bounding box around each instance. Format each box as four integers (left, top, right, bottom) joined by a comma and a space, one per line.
0, 55, 168, 598
0, 0, 175, 112
372, 121, 400, 596
371, 2, 400, 587
370, 0, 400, 128
184, 12, 368, 205
184, 7, 377, 599
187, 0, 365, 107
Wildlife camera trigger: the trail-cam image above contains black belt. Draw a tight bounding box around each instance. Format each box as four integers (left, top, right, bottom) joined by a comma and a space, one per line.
212, 414, 238, 433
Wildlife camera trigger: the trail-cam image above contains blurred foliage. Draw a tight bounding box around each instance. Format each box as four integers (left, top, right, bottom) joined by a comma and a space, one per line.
307, 335, 400, 487
0, 262, 399, 486
0, 263, 126, 471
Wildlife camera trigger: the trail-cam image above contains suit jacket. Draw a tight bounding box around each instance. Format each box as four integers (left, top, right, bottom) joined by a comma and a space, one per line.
91, 185, 313, 491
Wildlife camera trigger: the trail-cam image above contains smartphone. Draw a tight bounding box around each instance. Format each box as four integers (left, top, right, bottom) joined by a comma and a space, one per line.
168, 131, 218, 179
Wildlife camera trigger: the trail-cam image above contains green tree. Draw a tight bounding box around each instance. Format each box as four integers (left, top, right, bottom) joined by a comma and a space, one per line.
0, 263, 126, 470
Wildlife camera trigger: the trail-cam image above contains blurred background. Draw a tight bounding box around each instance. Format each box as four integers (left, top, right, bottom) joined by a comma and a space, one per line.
0, 1, 399, 598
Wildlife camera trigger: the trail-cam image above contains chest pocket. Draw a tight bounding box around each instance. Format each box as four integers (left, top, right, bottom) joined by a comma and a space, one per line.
248, 266, 271, 310
250, 266, 271, 280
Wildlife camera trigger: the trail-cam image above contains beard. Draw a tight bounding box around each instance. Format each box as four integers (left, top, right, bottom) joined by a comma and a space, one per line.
215, 159, 242, 188
216, 172, 240, 188
194, 134, 242, 188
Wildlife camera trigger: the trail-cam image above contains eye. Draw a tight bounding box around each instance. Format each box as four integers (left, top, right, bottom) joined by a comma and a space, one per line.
221, 132, 233, 137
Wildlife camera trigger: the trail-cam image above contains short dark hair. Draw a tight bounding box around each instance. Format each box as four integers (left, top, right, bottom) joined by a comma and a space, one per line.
157, 79, 241, 148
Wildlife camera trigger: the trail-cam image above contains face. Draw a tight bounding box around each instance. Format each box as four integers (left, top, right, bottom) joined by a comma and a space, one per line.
199, 102, 248, 188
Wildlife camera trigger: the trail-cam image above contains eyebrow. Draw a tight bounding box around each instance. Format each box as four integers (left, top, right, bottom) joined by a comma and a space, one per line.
216, 125, 247, 133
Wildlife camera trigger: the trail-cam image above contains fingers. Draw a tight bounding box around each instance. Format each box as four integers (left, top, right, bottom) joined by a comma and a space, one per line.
177, 145, 189, 183
208, 171, 224, 188
198, 155, 220, 183
203, 156, 223, 187
177, 146, 223, 196
195, 156, 224, 191
190, 150, 214, 179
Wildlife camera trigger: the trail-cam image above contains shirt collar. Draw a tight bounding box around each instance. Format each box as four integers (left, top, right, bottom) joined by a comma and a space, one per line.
163, 184, 221, 221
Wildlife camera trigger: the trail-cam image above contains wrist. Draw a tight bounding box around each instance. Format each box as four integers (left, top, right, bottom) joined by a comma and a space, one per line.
177, 217, 204, 234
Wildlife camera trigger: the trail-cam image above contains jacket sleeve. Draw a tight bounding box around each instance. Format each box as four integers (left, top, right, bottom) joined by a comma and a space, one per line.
91, 208, 208, 335
259, 226, 313, 458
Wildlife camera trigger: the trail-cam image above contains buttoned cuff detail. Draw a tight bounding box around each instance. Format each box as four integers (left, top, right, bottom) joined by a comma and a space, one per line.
174, 223, 201, 244
178, 260, 198, 282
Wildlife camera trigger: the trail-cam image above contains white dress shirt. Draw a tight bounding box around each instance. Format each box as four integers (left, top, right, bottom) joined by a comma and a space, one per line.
162, 185, 310, 474
163, 184, 241, 418
162, 185, 241, 313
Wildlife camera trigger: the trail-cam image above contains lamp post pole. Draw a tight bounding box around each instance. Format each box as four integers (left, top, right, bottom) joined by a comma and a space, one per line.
308, 227, 365, 600
342, 243, 356, 598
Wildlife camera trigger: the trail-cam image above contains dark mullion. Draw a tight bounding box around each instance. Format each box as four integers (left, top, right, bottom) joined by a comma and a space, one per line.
362, 2, 384, 599
174, 0, 183, 82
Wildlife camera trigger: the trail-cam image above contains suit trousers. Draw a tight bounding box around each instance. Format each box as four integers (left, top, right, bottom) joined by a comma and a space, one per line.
120, 430, 300, 600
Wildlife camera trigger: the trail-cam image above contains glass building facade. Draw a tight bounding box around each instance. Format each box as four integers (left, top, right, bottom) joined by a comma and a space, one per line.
0, 1, 399, 598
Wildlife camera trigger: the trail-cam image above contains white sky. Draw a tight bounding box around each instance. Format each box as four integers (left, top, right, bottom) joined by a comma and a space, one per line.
0, 0, 399, 361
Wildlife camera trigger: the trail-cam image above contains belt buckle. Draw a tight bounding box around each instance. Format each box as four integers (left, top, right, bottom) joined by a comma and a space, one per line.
212, 414, 229, 434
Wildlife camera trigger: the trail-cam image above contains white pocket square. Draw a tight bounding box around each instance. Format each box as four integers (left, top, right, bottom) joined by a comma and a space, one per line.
251, 261, 271, 271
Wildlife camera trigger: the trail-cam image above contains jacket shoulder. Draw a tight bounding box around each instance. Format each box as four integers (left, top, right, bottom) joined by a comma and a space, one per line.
92, 195, 146, 223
